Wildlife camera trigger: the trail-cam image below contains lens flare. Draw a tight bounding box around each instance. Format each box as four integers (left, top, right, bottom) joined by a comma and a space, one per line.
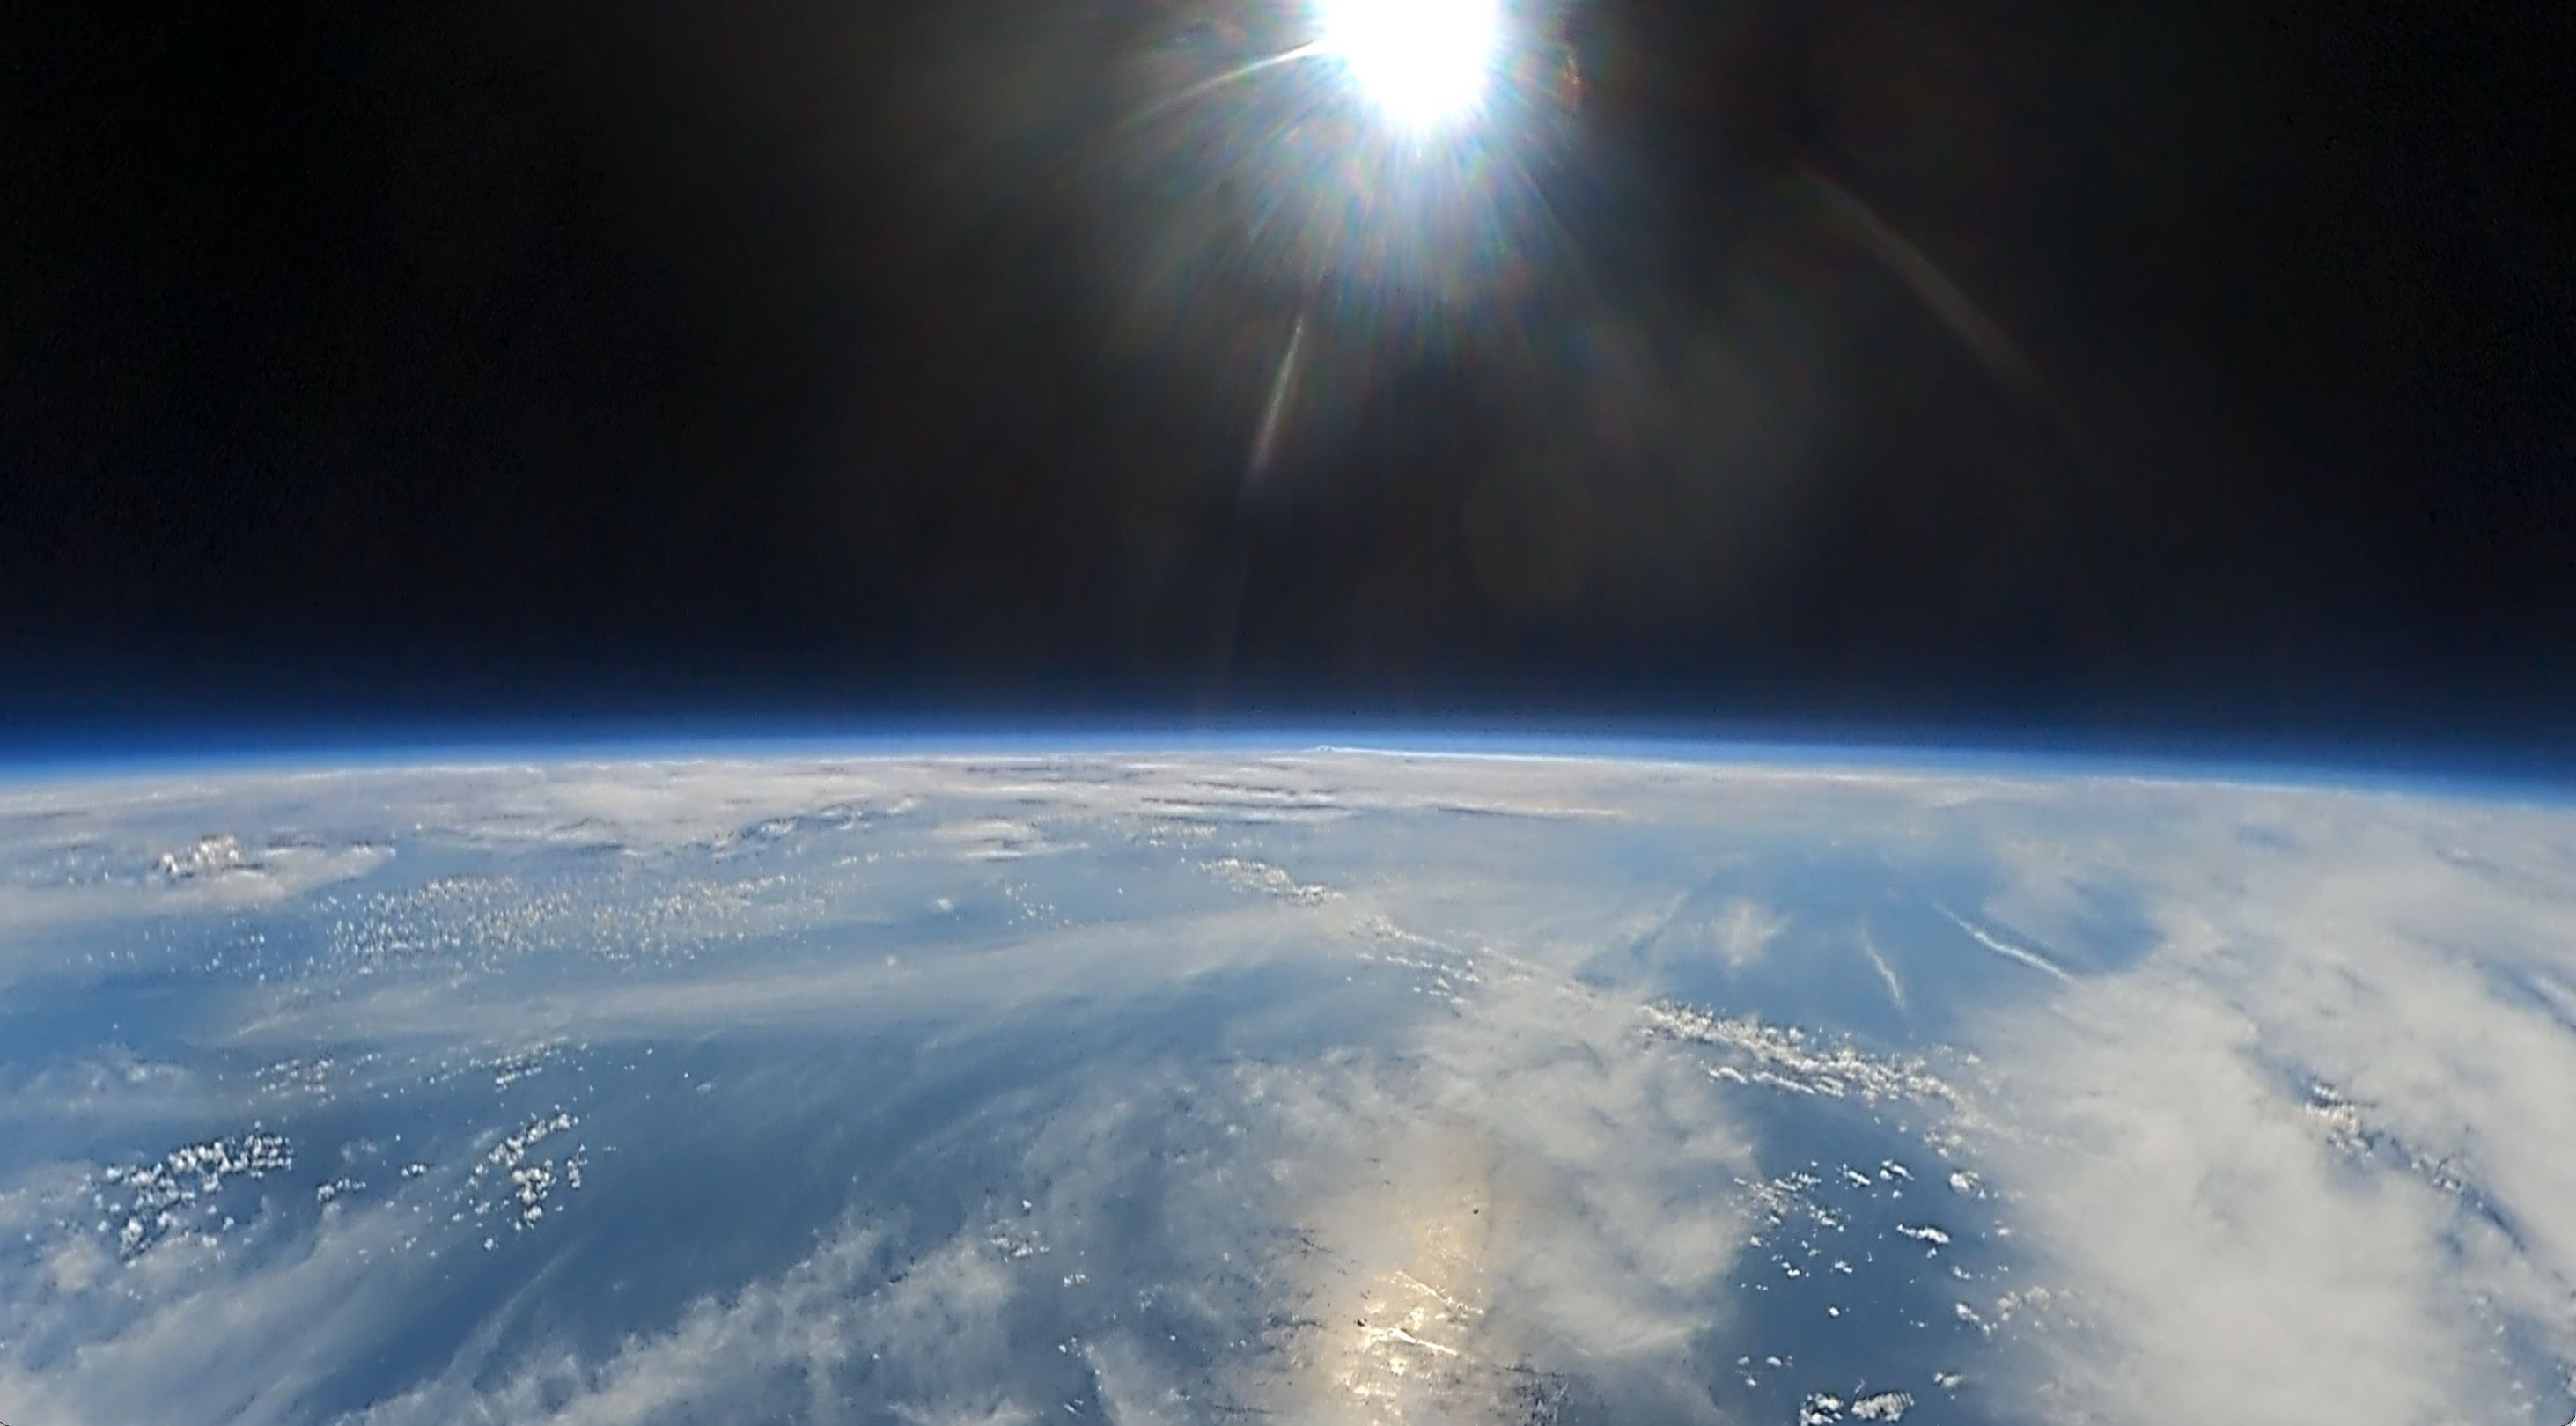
1313, 0, 1505, 131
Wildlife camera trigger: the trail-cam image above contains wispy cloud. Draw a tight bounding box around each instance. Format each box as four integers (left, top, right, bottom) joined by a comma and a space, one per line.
348, 1224, 1021, 1426
1715, 898, 1792, 969
1936, 904, 2072, 982
1959, 788, 2576, 1424
360, 958, 1753, 1425
1857, 923, 1907, 1013
0, 1192, 438, 1426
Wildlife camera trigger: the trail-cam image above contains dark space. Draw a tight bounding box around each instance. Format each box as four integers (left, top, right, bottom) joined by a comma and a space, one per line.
6, 0, 2572, 759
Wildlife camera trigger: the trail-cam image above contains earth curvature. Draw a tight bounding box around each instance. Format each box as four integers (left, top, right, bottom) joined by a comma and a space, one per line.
2, 746, 2572, 1426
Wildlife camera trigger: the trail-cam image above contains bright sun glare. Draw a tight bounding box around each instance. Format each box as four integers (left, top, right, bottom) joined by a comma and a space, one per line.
1313, 0, 1505, 132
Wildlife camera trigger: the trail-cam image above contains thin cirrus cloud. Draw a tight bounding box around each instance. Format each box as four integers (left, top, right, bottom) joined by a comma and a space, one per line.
52, 964, 1761, 1426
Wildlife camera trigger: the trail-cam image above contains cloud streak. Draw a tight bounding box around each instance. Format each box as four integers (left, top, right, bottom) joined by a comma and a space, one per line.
1937, 904, 2072, 982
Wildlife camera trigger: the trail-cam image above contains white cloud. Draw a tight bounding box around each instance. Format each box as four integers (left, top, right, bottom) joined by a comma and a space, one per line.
5, 751, 2575, 1425
224, 898, 1340, 1047
928, 817, 1074, 860
299, 953, 1756, 1426
1858, 924, 1908, 1012
0, 1192, 439, 1426
1970, 970, 2498, 1423
1003, 965, 1755, 1426
1957, 784, 2576, 1425
344, 1222, 1026, 1426
1715, 897, 1791, 968
0, 833, 389, 987
1937, 904, 2072, 981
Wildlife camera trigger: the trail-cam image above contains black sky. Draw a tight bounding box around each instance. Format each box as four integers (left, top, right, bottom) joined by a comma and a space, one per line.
6, 0, 2572, 755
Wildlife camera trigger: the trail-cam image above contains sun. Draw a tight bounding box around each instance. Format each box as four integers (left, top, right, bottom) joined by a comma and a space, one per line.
1312, 0, 1506, 133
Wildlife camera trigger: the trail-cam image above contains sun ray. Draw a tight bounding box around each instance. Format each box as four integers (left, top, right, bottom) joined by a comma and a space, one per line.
1128, 40, 1330, 127
1248, 314, 1309, 484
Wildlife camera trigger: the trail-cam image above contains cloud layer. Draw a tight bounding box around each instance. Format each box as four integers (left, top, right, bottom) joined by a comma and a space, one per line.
0, 751, 2570, 1425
